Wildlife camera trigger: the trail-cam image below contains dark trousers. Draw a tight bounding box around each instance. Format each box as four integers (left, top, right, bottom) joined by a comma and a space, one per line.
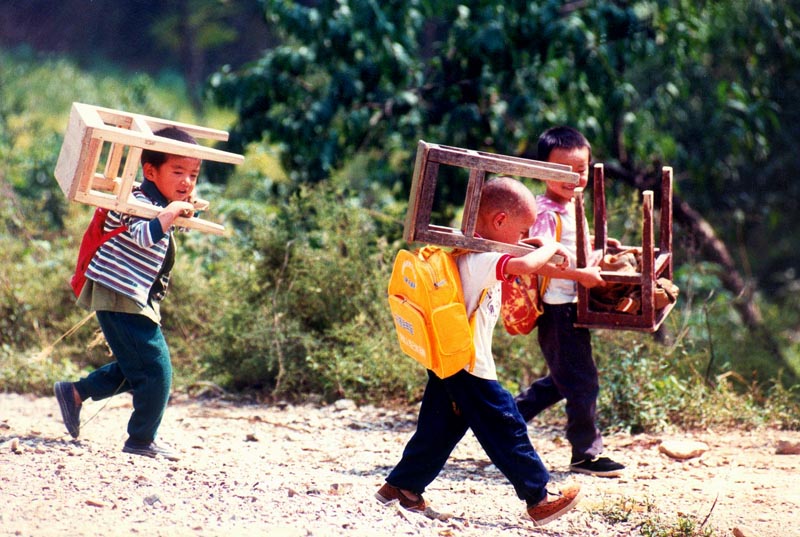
74, 311, 172, 444
515, 303, 602, 462
387, 369, 550, 506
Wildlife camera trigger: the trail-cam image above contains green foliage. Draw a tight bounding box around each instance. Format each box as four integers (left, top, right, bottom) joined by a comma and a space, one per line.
202, 177, 422, 402
0, 344, 87, 395
593, 301, 800, 433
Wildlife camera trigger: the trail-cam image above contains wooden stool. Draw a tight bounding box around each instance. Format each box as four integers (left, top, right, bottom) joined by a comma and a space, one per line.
404, 140, 578, 256
54, 102, 244, 235
575, 164, 675, 331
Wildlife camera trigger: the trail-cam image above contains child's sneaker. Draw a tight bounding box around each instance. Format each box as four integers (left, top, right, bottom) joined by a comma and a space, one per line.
54, 382, 81, 438
570, 456, 625, 477
527, 483, 582, 526
375, 483, 427, 512
123, 440, 181, 461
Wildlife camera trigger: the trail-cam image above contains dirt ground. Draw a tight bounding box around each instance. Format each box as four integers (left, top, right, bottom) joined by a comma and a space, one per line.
1, 392, 798, 537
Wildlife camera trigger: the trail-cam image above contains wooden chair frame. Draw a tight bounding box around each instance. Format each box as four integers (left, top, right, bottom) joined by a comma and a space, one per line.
575, 164, 675, 332
54, 102, 244, 235
404, 140, 579, 256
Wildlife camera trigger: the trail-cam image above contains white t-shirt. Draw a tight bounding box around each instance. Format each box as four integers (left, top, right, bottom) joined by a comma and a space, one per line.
456, 251, 511, 380
544, 201, 579, 304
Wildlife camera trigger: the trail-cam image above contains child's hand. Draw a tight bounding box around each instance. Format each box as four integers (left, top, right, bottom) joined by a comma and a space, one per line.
576, 266, 605, 288
166, 200, 196, 218
158, 201, 196, 231
551, 244, 572, 269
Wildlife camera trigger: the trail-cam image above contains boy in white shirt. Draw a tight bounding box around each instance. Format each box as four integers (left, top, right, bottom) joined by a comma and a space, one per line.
377, 177, 582, 526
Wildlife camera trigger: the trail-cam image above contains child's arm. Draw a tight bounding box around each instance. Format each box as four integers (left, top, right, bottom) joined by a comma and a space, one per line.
505, 242, 570, 276
534, 262, 605, 289
522, 236, 605, 289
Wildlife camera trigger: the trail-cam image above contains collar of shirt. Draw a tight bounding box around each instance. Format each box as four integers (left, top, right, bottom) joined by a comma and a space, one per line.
536, 194, 569, 215
140, 179, 169, 208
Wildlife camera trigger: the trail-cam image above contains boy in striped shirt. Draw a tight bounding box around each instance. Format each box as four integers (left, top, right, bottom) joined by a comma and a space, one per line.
55, 127, 200, 461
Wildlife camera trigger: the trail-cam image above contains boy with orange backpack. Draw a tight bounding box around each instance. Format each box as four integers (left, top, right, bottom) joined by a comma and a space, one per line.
54, 127, 200, 461
377, 176, 582, 527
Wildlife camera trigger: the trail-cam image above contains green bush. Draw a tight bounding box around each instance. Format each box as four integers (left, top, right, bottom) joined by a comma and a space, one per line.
202, 178, 423, 402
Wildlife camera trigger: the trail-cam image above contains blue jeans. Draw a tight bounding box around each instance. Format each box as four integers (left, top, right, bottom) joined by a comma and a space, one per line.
387, 369, 550, 506
515, 303, 602, 461
74, 311, 172, 444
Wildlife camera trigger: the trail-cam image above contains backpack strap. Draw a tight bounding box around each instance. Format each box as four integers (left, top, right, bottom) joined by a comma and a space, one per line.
538, 212, 562, 298
452, 247, 488, 374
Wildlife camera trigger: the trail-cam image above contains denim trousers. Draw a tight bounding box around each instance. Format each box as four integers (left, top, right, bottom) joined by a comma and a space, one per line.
514, 303, 602, 461
74, 311, 172, 444
387, 369, 550, 506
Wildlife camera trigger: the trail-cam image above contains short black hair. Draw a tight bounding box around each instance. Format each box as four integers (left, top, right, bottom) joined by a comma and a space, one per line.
537, 126, 591, 162
141, 127, 198, 168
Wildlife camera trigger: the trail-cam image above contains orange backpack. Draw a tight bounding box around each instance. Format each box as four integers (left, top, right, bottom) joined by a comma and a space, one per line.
500, 213, 561, 335
387, 246, 481, 378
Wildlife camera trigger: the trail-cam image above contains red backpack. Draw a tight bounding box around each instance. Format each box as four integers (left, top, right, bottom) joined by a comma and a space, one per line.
500, 214, 562, 335
70, 207, 127, 297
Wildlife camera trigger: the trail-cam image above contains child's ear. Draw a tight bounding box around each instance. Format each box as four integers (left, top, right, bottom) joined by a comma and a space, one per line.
142, 162, 155, 181
492, 211, 507, 229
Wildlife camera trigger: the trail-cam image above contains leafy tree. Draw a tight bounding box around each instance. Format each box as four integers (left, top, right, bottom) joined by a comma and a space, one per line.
210, 0, 800, 374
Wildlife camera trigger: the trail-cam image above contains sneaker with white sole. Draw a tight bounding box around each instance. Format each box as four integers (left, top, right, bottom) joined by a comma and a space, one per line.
570, 456, 625, 477
123, 440, 180, 461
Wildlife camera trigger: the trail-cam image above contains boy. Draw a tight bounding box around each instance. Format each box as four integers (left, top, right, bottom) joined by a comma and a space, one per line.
377, 177, 582, 527
514, 126, 625, 477
54, 127, 200, 461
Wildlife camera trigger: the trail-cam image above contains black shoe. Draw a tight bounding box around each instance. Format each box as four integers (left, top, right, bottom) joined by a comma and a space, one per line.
54, 382, 81, 438
123, 440, 180, 461
570, 456, 625, 477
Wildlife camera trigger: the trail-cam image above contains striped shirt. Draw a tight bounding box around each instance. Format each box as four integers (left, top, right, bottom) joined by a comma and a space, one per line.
84, 183, 172, 307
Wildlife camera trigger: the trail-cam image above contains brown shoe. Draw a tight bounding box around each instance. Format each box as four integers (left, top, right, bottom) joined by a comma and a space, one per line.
527, 483, 582, 526
375, 483, 426, 512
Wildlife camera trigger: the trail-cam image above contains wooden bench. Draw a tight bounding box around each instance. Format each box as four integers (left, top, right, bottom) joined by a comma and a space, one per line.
54, 102, 244, 235
575, 164, 675, 332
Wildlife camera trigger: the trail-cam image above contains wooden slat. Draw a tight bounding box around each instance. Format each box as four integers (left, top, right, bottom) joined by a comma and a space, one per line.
593, 163, 607, 251
660, 166, 674, 279
461, 167, 485, 237
86, 102, 230, 141
427, 145, 578, 182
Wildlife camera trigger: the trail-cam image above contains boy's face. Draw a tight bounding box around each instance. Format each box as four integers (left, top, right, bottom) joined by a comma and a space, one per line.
144, 154, 202, 203
544, 146, 590, 204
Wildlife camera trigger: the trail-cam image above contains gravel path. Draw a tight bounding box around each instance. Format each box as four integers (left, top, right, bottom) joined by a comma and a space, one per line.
1, 392, 798, 537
